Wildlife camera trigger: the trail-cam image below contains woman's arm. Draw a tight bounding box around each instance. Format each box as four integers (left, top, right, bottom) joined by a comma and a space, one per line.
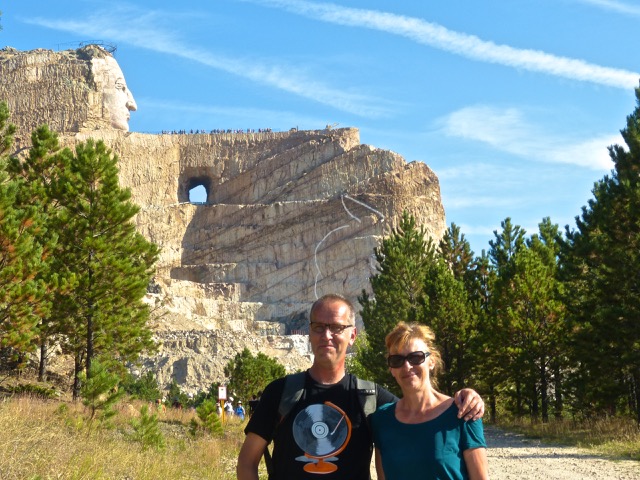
374, 447, 386, 480
463, 447, 489, 480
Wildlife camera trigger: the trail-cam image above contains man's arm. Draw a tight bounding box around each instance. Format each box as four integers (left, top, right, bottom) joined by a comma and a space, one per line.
237, 432, 268, 480
454, 389, 485, 421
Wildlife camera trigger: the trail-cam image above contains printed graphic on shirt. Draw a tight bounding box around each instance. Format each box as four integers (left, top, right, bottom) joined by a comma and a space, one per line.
292, 401, 352, 474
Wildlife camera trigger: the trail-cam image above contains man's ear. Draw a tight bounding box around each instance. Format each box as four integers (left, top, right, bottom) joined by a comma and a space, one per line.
349, 326, 357, 346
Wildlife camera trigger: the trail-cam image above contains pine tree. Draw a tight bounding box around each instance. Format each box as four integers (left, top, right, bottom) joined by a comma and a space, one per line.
195, 398, 224, 437
528, 218, 567, 420
79, 358, 124, 424
0, 103, 47, 363
561, 87, 640, 423
422, 259, 476, 395
436, 224, 487, 395
51, 139, 159, 399
131, 404, 166, 450
439, 223, 476, 290
507, 221, 565, 422
224, 348, 286, 403
6, 124, 72, 380
357, 211, 436, 392
486, 218, 527, 416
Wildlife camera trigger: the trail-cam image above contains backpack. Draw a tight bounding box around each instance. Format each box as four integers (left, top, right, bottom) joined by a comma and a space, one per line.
263, 371, 377, 476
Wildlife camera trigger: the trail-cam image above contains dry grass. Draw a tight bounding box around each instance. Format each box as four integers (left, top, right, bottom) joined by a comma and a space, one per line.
0, 395, 255, 480
6, 392, 638, 478
496, 415, 640, 461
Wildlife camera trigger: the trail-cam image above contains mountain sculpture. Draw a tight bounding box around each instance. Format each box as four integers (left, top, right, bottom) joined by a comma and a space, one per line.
0, 45, 446, 394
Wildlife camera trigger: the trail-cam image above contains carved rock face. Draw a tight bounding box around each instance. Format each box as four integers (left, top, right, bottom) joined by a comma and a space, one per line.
91, 55, 137, 131
1, 46, 447, 394
0, 45, 134, 134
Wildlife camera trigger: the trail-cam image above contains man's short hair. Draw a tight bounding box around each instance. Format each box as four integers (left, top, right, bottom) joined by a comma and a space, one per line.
310, 293, 356, 324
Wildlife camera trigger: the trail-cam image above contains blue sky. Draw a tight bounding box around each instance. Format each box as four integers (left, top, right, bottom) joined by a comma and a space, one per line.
2, 0, 639, 255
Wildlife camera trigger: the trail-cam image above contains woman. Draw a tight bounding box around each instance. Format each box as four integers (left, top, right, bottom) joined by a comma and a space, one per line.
371, 322, 488, 480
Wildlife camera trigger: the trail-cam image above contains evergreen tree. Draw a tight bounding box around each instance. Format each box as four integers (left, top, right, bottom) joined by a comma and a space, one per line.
422, 259, 476, 395
79, 358, 124, 424
0, 103, 47, 363
467, 250, 502, 421
486, 218, 527, 416
6, 125, 72, 380
166, 378, 189, 408
561, 87, 640, 423
528, 218, 567, 420
357, 211, 436, 392
224, 348, 286, 404
195, 398, 224, 436
121, 371, 162, 402
507, 221, 565, 422
436, 224, 487, 395
131, 404, 166, 450
51, 139, 159, 398
439, 223, 476, 290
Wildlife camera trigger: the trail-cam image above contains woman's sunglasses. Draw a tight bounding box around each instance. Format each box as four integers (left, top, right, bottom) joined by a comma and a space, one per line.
387, 351, 430, 368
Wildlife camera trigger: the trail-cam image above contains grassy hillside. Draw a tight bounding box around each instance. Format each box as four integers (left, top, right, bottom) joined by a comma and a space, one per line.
0, 394, 253, 480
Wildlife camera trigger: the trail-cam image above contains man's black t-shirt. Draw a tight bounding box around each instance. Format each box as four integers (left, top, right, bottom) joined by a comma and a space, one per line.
244, 372, 397, 480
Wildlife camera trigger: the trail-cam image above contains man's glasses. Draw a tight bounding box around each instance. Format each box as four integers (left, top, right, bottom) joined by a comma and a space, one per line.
387, 351, 430, 368
309, 322, 354, 335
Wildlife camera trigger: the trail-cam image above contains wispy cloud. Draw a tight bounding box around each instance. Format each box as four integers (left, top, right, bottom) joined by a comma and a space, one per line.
245, 0, 639, 90
575, 0, 640, 16
23, 6, 392, 118
439, 105, 618, 170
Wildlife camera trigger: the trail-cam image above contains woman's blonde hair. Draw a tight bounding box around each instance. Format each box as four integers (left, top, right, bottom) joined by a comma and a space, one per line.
385, 321, 444, 388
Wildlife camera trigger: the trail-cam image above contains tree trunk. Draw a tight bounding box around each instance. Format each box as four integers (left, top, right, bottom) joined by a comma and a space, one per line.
72, 354, 82, 401
531, 382, 539, 419
86, 261, 94, 379
516, 379, 523, 417
553, 361, 563, 420
489, 383, 497, 423
632, 368, 640, 425
86, 311, 93, 378
38, 341, 47, 382
540, 358, 548, 423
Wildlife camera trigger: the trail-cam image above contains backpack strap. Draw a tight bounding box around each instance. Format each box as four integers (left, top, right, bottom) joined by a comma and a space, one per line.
355, 377, 378, 418
278, 371, 307, 418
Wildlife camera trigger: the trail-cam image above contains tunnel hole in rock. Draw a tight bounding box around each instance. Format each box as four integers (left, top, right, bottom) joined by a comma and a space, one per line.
187, 176, 212, 204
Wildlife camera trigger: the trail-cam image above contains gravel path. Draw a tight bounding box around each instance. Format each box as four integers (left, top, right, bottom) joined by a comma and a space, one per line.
484, 425, 640, 479
370, 425, 639, 479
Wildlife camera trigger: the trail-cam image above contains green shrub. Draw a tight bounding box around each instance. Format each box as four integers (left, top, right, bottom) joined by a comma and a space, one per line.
120, 371, 161, 402
130, 404, 166, 451
79, 360, 124, 424
10, 383, 59, 399
195, 398, 224, 436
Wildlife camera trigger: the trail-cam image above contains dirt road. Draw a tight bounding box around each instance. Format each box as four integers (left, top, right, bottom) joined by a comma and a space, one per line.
484, 425, 639, 479
370, 425, 639, 479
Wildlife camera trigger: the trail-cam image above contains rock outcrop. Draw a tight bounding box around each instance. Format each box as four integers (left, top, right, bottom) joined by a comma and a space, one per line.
0, 45, 446, 395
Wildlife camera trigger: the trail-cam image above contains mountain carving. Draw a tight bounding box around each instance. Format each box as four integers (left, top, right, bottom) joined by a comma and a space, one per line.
0, 45, 446, 394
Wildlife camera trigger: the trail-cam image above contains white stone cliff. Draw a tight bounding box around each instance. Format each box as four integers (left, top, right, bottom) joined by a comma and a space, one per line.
0, 45, 446, 394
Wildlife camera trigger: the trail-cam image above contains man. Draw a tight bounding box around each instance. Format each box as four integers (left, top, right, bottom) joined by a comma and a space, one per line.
237, 294, 484, 480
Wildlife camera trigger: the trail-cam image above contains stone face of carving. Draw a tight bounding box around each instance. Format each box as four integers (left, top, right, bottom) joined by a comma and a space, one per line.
91, 56, 137, 131
0, 45, 135, 134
